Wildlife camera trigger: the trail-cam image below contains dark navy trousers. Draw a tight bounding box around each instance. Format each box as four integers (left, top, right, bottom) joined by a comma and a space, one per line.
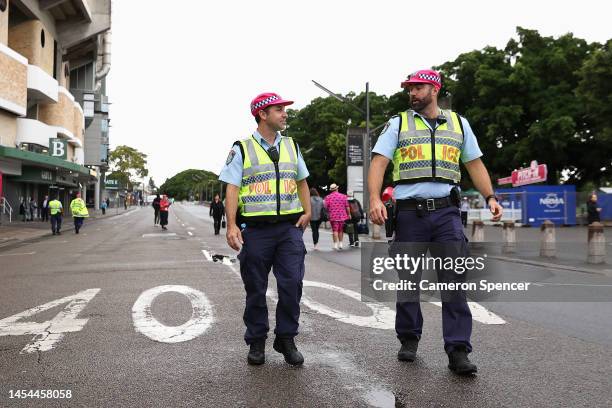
238, 222, 306, 345
394, 206, 473, 353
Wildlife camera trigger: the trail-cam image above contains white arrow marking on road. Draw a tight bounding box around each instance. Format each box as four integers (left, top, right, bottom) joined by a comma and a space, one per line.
132, 285, 213, 343
0, 288, 101, 353
429, 301, 506, 325
301, 281, 396, 330
0, 252, 36, 257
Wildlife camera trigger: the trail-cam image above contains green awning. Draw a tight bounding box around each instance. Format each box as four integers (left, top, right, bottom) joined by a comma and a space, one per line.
0, 146, 91, 176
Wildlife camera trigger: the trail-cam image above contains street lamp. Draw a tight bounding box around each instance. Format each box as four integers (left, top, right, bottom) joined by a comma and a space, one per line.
312, 80, 371, 222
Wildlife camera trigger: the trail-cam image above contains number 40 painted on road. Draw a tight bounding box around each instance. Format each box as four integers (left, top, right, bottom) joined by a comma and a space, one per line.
0, 286, 213, 354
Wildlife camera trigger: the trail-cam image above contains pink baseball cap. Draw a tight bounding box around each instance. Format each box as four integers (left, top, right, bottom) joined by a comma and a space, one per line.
401, 69, 442, 90
250, 92, 294, 117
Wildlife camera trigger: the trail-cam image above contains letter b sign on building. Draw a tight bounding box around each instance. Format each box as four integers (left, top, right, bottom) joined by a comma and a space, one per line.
49, 138, 67, 159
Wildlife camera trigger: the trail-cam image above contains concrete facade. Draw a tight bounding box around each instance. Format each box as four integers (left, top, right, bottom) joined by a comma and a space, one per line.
0, 0, 111, 218
8, 20, 54, 76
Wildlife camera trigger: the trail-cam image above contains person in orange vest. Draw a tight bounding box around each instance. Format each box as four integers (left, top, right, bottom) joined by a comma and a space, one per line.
159, 194, 171, 230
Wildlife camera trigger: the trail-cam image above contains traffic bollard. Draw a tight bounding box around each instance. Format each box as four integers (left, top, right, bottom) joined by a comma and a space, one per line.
539, 220, 556, 258
502, 221, 516, 254
587, 222, 606, 264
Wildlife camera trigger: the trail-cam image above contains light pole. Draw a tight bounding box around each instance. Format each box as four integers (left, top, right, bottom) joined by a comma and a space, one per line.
312, 80, 370, 222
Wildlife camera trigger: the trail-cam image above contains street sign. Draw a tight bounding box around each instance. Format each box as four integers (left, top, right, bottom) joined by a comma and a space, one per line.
346, 129, 364, 166
498, 161, 547, 187
48, 138, 67, 159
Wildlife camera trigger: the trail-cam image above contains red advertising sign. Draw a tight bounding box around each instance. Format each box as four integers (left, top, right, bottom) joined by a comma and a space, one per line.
497, 161, 547, 187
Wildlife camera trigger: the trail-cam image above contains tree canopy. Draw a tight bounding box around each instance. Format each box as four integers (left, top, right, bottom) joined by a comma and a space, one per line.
108, 145, 149, 191
287, 27, 611, 191
158, 169, 219, 201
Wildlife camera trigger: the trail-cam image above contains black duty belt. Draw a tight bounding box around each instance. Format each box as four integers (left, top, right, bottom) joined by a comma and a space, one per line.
396, 196, 454, 211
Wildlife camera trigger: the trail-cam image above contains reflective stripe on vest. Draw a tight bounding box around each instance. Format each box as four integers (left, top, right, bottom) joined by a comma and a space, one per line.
70, 198, 89, 217
392, 109, 463, 184
239, 136, 303, 218
48, 200, 61, 215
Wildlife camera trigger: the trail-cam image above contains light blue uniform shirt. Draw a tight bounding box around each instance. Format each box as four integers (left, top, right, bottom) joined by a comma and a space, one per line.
219, 130, 309, 187
372, 111, 483, 199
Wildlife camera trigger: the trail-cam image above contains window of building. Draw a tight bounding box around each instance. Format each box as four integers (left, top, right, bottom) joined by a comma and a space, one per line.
70, 63, 95, 90
20, 143, 48, 154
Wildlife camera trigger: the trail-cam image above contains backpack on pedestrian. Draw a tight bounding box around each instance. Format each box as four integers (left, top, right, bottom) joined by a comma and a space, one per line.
349, 200, 362, 221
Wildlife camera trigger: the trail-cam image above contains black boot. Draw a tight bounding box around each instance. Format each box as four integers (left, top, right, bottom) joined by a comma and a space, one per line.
397, 336, 419, 362
448, 347, 477, 375
273, 337, 304, 366
247, 340, 265, 365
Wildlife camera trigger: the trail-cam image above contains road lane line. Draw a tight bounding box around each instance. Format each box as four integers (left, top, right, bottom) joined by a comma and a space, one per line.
188, 231, 193, 236
0, 252, 36, 257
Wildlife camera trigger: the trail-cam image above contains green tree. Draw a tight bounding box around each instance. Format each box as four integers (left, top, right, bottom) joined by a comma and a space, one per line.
159, 169, 219, 201
108, 145, 149, 190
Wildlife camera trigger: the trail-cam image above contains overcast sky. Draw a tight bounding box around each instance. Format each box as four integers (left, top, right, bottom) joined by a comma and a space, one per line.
106, 0, 611, 186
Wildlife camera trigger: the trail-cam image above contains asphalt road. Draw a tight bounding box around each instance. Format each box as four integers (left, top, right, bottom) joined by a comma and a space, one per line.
0, 203, 610, 407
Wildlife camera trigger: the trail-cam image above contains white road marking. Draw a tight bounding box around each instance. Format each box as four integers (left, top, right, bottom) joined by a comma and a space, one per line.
188, 231, 193, 236
132, 285, 213, 343
209, 249, 506, 328
201, 250, 213, 261
301, 281, 396, 330
0, 288, 101, 353
142, 233, 177, 238
0, 252, 36, 257
429, 301, 506, 325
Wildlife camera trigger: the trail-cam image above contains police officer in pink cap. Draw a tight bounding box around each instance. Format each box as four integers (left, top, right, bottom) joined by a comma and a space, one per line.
368, 69, 503, 375
219, 92, 311, 366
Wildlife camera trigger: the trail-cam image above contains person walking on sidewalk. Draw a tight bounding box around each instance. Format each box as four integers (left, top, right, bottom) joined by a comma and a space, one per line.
309, 187, 324, 250
159, 194, 171, 230
152, 194, 161, 226
41, 195, 49, 222
209, 194, 225, 235
460, 197, 470, 227
48, 195, 63, 235
324, 183, 350, 250
587, 193, 601, 225
29, 197, 38, 221
100, 199, 107, 215
347, 191, 364, 247
220, 92, 311, 367
19, 198, 26, 222
369, 69, 503, 375
70, 192, 89, 234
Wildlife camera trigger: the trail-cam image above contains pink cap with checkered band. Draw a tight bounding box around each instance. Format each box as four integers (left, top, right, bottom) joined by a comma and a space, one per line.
250, 92, 294, 117
401, 69, 442, 90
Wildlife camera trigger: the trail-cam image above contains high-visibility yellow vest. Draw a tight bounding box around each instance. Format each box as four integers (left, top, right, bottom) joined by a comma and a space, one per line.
238, 135, 303, 221
48, 199, 62, 215
392, 110, 464, 185
70, 198, 89, 217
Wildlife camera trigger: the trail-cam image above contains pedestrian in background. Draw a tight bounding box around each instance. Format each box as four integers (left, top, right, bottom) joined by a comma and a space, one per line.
324, 183, 350, 250
346, 191, 364, 247
29, 197, 37, 221
310, 187, 324, 250
460, 197, 470, 227
100, 199, 107, 215
587, 193, 601, 224
159, 194, 171, 230
41, 195, 49, 222
19, 198, 26, 222
209, 193, 224, 235
48, 195, 63, 235
70, 192, 89, 234
152, 194, 161, 226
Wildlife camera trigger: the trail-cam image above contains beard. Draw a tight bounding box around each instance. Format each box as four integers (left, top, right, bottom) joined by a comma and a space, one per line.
410, 92, 433, 112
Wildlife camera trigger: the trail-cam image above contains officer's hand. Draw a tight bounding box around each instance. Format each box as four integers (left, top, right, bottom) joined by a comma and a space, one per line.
489, 200, 503, 222
226, 224, 243, 251
369, 198, 387, 225
295, 213, 311, 229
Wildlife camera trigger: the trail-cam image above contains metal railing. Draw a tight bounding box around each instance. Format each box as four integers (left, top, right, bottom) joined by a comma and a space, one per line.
1, 197, 13, 223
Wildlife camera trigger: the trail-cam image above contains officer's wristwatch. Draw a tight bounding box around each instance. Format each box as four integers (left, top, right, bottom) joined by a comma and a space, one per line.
485, 194, 498, 204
